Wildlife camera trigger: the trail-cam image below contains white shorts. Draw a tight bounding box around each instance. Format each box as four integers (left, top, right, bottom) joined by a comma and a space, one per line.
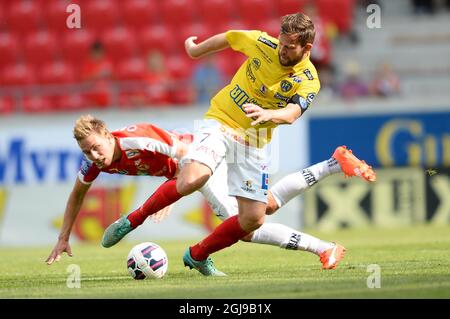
182, 119, 270, 203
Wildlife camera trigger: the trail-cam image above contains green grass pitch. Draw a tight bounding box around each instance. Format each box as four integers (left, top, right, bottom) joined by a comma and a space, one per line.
1, 225, 449, 299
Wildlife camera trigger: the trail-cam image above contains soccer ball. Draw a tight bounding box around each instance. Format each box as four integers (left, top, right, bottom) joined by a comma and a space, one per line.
126, 242, 168, 279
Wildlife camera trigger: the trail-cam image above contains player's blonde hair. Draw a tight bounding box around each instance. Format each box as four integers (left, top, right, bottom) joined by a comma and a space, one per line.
73, 114, 110, 141
280, 13, 315, 46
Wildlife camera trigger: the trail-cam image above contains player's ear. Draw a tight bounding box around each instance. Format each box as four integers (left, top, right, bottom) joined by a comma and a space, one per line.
303, 43, 313, 52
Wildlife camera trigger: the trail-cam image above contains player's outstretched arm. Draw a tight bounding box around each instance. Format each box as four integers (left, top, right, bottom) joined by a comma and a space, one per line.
46, 179, 91, 265
243, 103, 302, 126
184, 33, 229, 59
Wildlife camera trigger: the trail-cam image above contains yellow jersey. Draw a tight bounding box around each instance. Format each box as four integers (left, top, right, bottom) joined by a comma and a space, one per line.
205, 30, 321, 146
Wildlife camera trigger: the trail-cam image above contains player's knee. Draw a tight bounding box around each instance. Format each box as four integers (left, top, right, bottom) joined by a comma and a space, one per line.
240, 232, 254, 242
240, 215, 264, 232
265, 192, 279, 215
176, 174, 210, 195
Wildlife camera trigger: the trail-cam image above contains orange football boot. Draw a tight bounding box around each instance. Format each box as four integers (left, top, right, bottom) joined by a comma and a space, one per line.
333, 146, 376, 182
319, 243, 346, 270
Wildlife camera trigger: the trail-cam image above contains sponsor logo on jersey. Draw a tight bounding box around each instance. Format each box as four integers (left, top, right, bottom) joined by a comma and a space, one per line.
246, 64, 256, 83
125, 149, 140, 159
241, 180, 256, 193
108, 168, 128, 174
259, 85, 267, 95
274, 92, 290, 103
306, 92, 316, 105
257, 36, 278, 49
80, 157, 93, 175
230, 84, 262, 110
255, 45, 273, 63
261, 173, 269, 190
303, 69, 314, 80
251, 58, 261, 70
280, 80, 293, 92
290, 75, 302, 83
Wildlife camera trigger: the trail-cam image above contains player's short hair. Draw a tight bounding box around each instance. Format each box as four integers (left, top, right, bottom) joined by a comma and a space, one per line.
73, 114, 110, 141
280, 13, 315, 46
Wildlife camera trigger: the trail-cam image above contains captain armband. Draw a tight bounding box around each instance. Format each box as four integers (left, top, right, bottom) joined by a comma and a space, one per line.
289, 93, 317, 113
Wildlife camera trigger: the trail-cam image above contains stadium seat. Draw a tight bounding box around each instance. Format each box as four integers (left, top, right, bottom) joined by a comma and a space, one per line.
1, 63, 36, 86
160, 0, 196, 29
197, 0, 233, 30
116, 57, 147, 80
176, 23, 211, 54
316, 0, 355, 33
54, 93, 88, 111
139, 25, 176, 56
237, 0, 275, 23
259, 18, 282, 38
40, 61, 76, 84
45, 0, 77, 33
6, 0, 42, 36
24, 30, 59, 65
0, 96, 14, 115
0, 32, 20, 69
122, 0, 158, 30
274, 0, 308, 17
22, 95, 53, 113
61, 29, 95, 65
102, 27, 138, 63
84, 0, 119, 35
166, 55, 193, 80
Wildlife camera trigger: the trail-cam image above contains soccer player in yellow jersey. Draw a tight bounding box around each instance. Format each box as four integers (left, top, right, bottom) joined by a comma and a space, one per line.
178, 13, 374, 276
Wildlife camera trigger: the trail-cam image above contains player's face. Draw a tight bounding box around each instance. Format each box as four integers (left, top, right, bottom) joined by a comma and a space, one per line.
78, 133, 115, 169
278, 33, 309, 67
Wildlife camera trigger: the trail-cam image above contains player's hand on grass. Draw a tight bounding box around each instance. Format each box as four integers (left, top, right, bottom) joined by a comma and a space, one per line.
46, 239, 73, 265
185, 36, 199, 59
243, 103, 272, 126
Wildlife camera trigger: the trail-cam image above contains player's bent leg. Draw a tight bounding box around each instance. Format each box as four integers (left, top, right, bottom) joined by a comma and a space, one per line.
102, 215, 133, 248
333, 145, 376, 182
182, 248, 227, 277
319, 243, 346, 270
176, 161, 212, 196
265, 191, 280, 215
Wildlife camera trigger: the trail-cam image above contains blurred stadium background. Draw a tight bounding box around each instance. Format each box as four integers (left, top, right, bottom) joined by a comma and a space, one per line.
0, 0, 449, 258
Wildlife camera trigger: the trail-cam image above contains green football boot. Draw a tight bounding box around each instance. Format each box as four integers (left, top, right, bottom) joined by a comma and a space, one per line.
102, 216, 133, 248
183, 248, 227, 276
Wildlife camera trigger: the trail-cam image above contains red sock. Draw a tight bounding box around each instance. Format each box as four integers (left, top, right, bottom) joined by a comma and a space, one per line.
127, 178, 183, 228
190, 215, 249, 261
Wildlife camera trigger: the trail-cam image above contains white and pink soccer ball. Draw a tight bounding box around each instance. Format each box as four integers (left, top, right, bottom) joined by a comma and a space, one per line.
127, 242, 168, 279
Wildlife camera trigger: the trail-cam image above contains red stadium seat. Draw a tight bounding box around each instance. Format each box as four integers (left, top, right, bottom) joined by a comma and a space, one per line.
54, 93, 88, 111
116, 57, 147, 80
84, 0, 119, 35
1, 63, 36, 86
237, 0, 275, 23
139, 25, 176, 56
259, 18, 281, 38
102, 27, 138, 63
24, 30, 59, 65
0, 96, 15, 115
61, 29, 95, 64
0, 32, 20, 68
160, 0, 196, 29
166, 55, 193, 80
40, 61, 75, 84
122, 0, 158, 30
176, 23, 212, 54
316, 0, 355, 33
198, 0, 233, 29
275, 0, 308, 17
7, 0, 42, 35
22, 95, 53, 113
45, 0, 78, 33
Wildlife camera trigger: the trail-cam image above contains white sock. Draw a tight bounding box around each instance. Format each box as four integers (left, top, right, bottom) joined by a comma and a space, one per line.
251, 223, 333, 255
270, 158, 341, 207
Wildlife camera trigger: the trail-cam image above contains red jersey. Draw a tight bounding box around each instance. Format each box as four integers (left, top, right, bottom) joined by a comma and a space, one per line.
78, 123, 190, 184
